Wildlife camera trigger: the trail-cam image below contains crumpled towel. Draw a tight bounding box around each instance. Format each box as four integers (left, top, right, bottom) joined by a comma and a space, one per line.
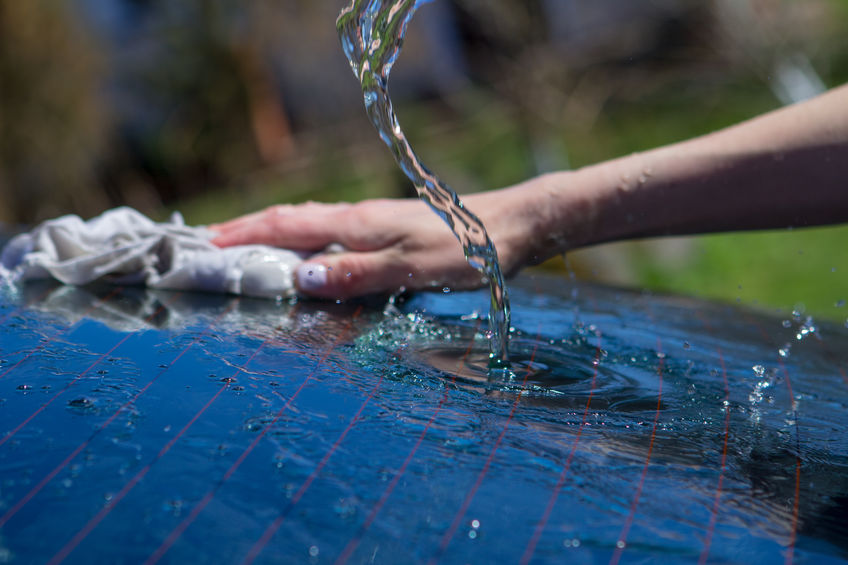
0, 207, 305, 299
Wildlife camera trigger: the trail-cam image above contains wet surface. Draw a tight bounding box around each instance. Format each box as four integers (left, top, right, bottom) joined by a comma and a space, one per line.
0, 274, 846, 564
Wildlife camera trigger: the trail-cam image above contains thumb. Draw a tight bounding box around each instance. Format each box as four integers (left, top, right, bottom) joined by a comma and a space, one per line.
295, 251, 404, 300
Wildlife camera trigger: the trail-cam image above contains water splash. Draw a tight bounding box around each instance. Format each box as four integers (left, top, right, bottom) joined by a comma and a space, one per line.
336, 0, 511, 365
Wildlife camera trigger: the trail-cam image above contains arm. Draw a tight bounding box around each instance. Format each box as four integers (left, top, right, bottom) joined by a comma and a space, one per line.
537, 82, 848, 253
211, 84, 848, 299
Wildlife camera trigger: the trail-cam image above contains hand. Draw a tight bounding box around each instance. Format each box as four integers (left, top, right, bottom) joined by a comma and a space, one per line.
209, 193, 538, 300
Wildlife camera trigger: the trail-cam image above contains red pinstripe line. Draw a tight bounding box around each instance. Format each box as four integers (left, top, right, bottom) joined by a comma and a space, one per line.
428, 330, 541, 565
689, 308, 732, 565
698, 349, 730, 565
0, 287, 122, 381
334, 320, 482, 565
840, 367, 848, 388
47, 381, 230, 565
144, 307, 364, 565
519, 331, 601, 565
776, 356, 801, 565
45, 302, 246, 565
242, 371, 384, 565
609, 337, 664, 565
744, 313, 801, 565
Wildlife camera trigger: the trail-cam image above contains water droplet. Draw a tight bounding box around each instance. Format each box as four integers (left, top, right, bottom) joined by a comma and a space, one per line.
468, 530, 478, 539
616, 540, 626, 549
308, 545, 319, 557
836, 299, 845, 308
16, 384, 32, 391
471, 519, 480, 529
782, 320, 792, 328
442, 287, 451, 294
68, 397, 94, 409
687, 384, 696, 396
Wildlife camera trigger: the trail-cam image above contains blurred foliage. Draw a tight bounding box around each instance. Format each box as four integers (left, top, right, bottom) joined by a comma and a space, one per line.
0, 1, 110, 224
0, 0, 846, 319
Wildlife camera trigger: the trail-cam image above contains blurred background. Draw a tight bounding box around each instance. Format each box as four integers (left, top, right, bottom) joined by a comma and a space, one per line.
1, 0, 847, 319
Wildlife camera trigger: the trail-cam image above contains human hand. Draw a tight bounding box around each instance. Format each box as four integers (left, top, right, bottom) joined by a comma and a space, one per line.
209, 193, 536, 300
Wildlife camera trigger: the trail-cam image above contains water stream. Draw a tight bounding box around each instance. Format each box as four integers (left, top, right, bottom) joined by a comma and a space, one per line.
336, 0, 511, 365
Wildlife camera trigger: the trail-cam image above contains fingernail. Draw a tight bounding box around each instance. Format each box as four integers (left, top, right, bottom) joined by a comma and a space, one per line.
296, 263, 328, 292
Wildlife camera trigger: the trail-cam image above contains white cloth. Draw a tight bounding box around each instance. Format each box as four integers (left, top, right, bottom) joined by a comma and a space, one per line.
0, 207, 305, 299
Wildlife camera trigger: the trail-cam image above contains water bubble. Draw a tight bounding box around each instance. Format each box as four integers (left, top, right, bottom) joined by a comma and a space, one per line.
308, 545, 319, 558
563, 538, 582, 548
616, 540, 626, 549
468, 530, 478, 539
471, 519, 480, 529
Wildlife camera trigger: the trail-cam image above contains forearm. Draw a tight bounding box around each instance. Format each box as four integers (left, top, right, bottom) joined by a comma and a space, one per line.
518, 84, 848, 262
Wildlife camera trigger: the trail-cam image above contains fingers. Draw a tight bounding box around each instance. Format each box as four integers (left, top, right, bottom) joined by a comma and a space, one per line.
210, 203, 352, 250
295, 243, 486, 300
296, 250, 409, 299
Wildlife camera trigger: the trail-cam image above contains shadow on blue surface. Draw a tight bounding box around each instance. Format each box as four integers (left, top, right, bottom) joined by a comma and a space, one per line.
0, 274, 846, 564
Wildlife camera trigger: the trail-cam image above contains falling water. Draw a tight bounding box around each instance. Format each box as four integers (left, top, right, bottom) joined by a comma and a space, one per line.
336, 0, 511, 365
